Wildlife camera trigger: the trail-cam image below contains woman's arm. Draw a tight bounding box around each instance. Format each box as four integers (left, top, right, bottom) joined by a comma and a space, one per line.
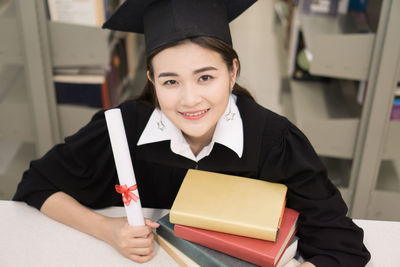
40, 192, 159, 263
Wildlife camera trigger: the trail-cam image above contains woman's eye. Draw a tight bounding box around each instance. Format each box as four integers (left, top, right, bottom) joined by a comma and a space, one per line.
199, 75, 213, 82
163, 80, 177, 86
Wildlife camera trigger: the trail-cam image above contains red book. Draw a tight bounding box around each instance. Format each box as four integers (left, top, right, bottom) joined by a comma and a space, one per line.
174, 208, 299, 267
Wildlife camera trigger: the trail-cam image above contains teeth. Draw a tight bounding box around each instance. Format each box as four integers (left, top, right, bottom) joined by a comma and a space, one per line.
183, 110, 207, 116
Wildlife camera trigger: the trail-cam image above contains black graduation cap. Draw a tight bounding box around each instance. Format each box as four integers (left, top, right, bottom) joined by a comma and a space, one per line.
102, 0, 257, 54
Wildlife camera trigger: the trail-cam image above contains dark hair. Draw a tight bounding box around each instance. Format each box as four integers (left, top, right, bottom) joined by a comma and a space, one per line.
135, 36, 254, 107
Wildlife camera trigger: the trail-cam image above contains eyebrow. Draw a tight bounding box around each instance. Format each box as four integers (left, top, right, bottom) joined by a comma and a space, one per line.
193, 66, 218, 74
158, 66, 218, 78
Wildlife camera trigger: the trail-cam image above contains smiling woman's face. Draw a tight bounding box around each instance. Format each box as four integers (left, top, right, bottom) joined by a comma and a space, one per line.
149, 41, 238, 145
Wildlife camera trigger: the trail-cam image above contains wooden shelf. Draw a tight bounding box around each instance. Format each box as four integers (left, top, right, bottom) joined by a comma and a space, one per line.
57, 104, 99, 138
300, 13, 375, 80
290, 79, 361, 159
49, 21, 109, 68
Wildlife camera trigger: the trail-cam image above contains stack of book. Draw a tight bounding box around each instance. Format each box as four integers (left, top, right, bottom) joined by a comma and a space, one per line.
54, 73, 110, 109
156, 169, 300, 267
53, 32, 141, 109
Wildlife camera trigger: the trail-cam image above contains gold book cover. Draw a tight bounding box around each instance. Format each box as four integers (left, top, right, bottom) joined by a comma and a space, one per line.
170, 169, 287, 241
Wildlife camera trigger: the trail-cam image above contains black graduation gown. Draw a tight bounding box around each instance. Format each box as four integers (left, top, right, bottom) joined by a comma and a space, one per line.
13, 95, 370, 267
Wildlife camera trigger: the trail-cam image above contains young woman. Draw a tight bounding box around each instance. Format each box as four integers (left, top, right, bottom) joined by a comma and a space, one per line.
13, 0, 370, 266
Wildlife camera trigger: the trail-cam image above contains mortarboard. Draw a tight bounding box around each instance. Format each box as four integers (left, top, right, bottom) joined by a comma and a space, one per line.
102, 0, 257, 54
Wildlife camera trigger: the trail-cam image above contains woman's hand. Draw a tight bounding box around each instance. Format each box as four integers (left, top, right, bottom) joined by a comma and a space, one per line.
298, 262, 316, 267
105, 217, 160, 263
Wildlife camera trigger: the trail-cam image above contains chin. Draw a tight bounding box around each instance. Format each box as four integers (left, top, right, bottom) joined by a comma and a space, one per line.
182, 128, 210, 139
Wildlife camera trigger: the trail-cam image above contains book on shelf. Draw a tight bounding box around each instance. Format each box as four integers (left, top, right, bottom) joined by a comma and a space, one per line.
365, 0, 382, 32
47, 0, 123, 27
157, 213, 299, 267
54, 74, 110, 109
302, 0, 339, 16
170, 169, 287, 242
47, 0, 105, 27
174, 208, 300, 267
106, 35, 136, 107
349, 0, 369, 11
391, 98, 400, 121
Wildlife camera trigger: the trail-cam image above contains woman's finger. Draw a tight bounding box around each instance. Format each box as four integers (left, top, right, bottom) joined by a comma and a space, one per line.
127, 243, 155, 256
127, 225, 153, 237
128, 251, 155, 263
126, 235, 154, 248
145, 218, 160, 228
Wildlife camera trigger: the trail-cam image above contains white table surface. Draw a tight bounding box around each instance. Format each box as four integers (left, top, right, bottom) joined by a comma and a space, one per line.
0, 201, 174, 267
1, 200, 399, 267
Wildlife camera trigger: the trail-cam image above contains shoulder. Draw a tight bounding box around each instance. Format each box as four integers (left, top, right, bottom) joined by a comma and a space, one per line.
116, 99, 155, 142
68, 99, 154, 142
119, 99, 154, 114
237, 95, 293, 147
84, 99, 154, 126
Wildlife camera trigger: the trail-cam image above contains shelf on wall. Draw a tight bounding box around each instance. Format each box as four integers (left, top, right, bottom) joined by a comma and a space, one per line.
290, 79, 361, 159
57, 104, 99, 138
368, 159, 400, 221
383, 121, 400, 160
376, 159, 400, 192
49, 22, 109, 68
300, 13, 375, 80
0, 18, 23, 64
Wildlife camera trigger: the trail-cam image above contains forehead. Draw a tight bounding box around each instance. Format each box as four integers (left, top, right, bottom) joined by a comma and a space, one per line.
151, 41, 225, 73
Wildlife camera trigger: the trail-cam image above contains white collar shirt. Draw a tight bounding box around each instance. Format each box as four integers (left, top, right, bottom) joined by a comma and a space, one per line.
137, 94, 243, 162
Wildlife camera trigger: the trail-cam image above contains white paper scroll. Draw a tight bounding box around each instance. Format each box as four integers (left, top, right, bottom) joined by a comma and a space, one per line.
105, 109, 145, 226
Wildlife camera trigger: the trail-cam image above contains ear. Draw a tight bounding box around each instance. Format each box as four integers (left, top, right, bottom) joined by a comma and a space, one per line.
230, 58, 239, 89
147, 71, 154, 84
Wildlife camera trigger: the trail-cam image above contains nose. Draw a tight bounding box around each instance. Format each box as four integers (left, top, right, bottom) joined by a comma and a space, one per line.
180, 83, 201, 107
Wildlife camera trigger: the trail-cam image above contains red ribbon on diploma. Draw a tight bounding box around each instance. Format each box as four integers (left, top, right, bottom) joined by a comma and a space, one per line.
115, 184, 139, 206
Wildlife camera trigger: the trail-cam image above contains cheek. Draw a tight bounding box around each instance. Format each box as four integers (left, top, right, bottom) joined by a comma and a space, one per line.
209, 79, 231, 102
155, 87, 176, 110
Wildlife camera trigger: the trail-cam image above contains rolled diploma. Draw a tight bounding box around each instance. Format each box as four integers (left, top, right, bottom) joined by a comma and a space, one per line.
105, 109, 145, 226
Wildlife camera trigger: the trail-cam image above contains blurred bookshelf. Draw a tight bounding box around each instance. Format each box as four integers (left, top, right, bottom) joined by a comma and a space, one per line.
274, 0, 400, 220
0, 0, 146, 199
299, 12, 374, 80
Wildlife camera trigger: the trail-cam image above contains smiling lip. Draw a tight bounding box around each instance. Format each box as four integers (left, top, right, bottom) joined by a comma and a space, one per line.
180, 109, 209, 120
